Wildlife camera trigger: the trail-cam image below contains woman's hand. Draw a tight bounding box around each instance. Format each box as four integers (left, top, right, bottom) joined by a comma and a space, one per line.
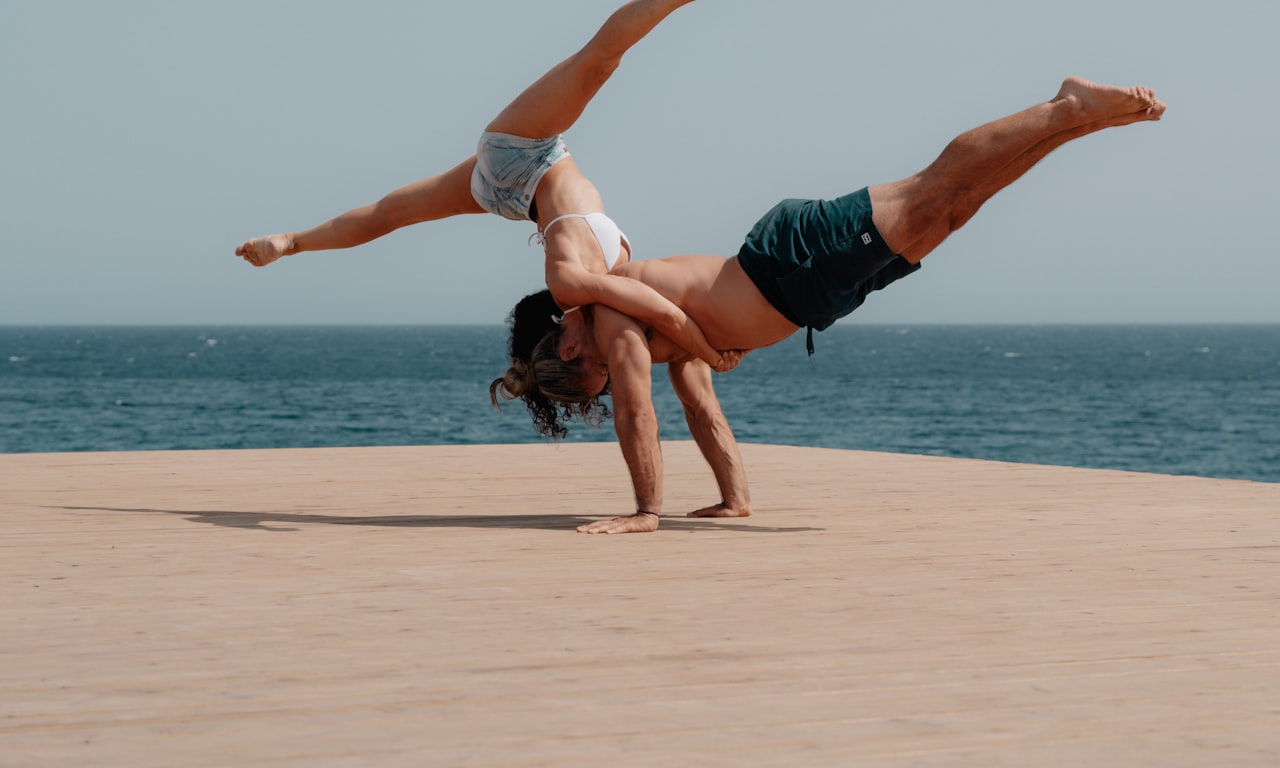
713, 349, 747, 373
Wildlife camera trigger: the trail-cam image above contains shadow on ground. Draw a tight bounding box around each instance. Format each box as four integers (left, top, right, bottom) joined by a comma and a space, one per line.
51, 505, 822, 533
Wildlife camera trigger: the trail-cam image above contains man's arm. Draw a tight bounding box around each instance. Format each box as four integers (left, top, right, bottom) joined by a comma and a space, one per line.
575, 307, 664, 534
667, 359, 751, 518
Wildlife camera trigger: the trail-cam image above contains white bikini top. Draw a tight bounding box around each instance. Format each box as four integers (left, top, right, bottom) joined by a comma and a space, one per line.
529, 212, 631, 271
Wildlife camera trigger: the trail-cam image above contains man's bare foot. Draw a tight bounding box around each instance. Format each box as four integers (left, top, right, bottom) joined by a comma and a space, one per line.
1054, 76, 1164, 122
235, 234, 294, 267
1087, 103, 1167, 131
688, 503, 751, 518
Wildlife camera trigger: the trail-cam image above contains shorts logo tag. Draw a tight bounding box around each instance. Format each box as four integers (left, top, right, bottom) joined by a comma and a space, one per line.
861, 233, 873, 246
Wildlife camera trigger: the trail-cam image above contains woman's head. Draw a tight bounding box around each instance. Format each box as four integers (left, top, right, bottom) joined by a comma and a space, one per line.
503, 289, 561, 364
489, 290, 610, 439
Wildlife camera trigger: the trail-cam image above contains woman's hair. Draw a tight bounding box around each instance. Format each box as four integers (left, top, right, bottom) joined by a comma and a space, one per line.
489, 290, 611, 439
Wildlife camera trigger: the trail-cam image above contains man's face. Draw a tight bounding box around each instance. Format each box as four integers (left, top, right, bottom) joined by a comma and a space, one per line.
578, 356, 610, 398
556, 308, 610, 397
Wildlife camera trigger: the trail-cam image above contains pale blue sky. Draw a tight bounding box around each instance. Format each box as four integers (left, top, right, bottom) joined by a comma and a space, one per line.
2, 0, 1276, 325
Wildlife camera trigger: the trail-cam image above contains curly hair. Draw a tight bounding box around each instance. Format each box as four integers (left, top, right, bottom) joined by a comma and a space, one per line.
489, 290, 611, 439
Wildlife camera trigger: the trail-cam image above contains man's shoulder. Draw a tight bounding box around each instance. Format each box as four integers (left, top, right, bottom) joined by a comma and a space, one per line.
591, 305, 650, 354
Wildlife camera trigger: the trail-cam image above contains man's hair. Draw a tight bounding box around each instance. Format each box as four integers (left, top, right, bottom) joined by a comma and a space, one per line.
489, 290, 610, 439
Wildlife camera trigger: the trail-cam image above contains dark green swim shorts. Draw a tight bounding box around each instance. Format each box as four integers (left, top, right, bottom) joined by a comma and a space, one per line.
735, 187, 921, 350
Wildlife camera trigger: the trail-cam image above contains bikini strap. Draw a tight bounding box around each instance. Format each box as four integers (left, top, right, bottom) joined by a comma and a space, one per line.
528, 213, 586, 249
528, 213, 629, 272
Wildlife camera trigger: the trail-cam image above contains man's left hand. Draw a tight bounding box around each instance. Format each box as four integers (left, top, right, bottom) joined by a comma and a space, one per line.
688, 502, 751, 518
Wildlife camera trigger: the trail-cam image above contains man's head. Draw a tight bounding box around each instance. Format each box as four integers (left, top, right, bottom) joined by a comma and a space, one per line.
489, 290, 611, 439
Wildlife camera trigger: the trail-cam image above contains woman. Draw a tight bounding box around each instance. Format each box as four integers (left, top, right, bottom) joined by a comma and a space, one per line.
236, 1, 733, 400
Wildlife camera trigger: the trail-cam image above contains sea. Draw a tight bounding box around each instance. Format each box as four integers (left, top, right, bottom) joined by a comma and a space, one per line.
2, 325, 1277, 483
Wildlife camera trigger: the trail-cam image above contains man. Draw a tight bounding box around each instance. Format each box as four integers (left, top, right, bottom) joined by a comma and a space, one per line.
495, 77, 1166, 534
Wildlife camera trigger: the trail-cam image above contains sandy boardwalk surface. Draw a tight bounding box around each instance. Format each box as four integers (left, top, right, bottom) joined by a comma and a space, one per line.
2, 442, 1277, 766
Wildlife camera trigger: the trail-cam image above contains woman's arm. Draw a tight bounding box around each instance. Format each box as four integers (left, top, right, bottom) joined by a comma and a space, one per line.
547, 261, 731, 370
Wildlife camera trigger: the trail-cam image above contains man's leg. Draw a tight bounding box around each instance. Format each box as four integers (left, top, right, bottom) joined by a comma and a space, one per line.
869, 77, 1165, 264
485, 0, 695, 138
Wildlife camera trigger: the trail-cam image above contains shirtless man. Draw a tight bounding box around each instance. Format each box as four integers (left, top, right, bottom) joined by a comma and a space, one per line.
492, 77, 1166, 533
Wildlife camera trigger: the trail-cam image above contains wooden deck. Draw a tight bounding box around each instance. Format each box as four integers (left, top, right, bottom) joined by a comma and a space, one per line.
2, 443, 1277, 767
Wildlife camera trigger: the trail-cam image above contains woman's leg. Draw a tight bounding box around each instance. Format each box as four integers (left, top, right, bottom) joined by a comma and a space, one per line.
236, 156, 484, 267
485, 0, 694, 138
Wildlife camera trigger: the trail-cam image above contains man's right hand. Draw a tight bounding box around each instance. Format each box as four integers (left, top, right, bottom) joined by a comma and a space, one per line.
576, 511, 661, 535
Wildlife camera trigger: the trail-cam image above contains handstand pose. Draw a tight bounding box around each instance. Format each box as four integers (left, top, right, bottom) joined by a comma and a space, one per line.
236, 0, 734, 395
491, 77, 1166, 533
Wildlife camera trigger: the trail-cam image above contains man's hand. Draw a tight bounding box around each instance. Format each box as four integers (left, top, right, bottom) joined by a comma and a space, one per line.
688, 502, 751, 518
576, 511, 661, 535
667, 360, 752, 519
592, 306, 665, 523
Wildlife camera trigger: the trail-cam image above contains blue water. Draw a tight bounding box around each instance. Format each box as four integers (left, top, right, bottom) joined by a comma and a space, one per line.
2, 325, 1277, 482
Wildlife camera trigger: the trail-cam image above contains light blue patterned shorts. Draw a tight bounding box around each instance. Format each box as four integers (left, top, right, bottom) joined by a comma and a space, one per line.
470, 132, 570, 221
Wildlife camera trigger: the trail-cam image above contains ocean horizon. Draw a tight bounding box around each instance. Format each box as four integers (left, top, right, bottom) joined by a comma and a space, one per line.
3, 324, 1277, 483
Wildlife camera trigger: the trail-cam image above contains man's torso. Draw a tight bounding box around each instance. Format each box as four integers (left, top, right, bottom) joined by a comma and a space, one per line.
612, 255, 799, 358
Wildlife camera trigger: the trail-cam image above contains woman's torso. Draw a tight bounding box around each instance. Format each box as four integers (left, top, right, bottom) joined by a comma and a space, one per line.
534, 159, 631, 276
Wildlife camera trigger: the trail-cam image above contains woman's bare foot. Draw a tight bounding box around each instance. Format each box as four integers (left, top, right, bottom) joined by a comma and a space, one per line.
235, 234, 294, 267
1054, 76, 1165, 122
